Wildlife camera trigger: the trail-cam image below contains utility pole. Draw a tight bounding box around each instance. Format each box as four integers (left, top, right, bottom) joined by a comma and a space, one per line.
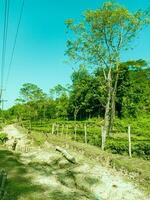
0, 89, 7, 110
0, 98, 7, 123
0, 89, 4, 110
1, 99, 7, 110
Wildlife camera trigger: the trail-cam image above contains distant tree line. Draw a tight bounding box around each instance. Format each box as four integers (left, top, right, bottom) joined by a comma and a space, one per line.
2, 63, 150, 123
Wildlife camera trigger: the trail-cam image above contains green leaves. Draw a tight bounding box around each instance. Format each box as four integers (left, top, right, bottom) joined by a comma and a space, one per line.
116, 61, 150, 117
19, 83, 47, 103
64, 18, 74, 28
65, 1, 150, 68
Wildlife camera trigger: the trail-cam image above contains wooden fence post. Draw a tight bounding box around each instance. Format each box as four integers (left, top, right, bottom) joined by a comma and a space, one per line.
101, 126, 104, 150
128, 125, 132, 158
66, 125, 68, 137
57, 124, 59, 136
74, 124, 77, 140
52, 123, 55, 135
84, 123, 87, 144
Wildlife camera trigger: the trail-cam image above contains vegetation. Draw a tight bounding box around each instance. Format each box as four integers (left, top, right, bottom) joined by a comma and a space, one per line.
0, 1, 150, 200
0, 0, 150, 165
19, 117, 149, 160
65, 1, 150, 146
0, 132, 8, 143
25, 131, 150, 193
1, 59, 149, 159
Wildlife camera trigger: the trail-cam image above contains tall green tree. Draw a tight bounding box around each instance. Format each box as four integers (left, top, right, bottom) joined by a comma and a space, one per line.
68, 65, 92, 120
65, 1, 150, 149
17, 83, 46, 103
16, 83, 47, 122
116, 60, 150, 117
50, 84, 69, 119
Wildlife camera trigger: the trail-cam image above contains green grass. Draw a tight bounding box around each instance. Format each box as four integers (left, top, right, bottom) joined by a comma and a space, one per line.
22, 116, 150, 160
29, 130, 150, 193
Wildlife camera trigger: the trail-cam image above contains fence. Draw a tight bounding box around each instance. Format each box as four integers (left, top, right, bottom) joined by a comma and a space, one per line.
21, 120, 150, 159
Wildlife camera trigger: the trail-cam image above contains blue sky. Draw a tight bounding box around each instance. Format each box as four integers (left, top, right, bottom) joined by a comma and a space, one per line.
0, 0, 150, 108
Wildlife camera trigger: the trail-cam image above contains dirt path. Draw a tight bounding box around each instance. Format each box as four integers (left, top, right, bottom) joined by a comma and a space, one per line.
3, 125, 149, 200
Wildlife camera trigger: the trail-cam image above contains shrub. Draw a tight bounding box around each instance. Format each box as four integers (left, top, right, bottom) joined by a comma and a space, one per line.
0, 132, 8, 143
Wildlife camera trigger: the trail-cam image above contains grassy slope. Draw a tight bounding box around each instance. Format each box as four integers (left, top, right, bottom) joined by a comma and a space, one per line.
30, 130, 150, 193
0, 123, 149, 200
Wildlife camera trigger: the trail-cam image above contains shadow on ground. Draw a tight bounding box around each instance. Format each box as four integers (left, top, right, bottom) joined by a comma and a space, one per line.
0, 148, 99, 200
27, 157, 100, 200
0, 148, 44, 200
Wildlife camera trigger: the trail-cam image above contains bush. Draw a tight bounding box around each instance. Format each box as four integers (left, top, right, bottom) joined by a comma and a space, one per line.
132, 142, 150, 160
106, 139, 150, 159
0, 132, 8, 143
22, 116, 150, 159
106, 140, 128, 155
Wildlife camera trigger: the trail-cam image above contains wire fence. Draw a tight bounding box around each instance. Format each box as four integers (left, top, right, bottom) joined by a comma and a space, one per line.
21, 119, 150, 160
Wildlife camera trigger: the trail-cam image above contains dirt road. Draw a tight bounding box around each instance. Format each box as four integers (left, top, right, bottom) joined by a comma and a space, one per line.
3, 124, 149, 200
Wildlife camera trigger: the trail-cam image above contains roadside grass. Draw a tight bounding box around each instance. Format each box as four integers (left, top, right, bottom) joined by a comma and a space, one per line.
29, 130, 150, 194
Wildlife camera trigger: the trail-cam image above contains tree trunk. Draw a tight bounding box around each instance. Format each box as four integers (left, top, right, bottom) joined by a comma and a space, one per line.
128, 125, 132, 157
103, 69, 112, 149
74, 123, 77, 140
56, 146, 76, 163
101, 126, 105, 150
108, 95, 115, 137
84, 123, 87, 144
74, 107, 77, 121
108, 63, 119, 136
74, 106, 81, 121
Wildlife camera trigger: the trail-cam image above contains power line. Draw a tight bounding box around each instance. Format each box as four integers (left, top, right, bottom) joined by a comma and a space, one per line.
0, 0, 10, 105
0, 0, 25, 110
1, 0, 10, 88
0, 99, 7, 110
1, 0, 7, 90
5, 0, 25, 88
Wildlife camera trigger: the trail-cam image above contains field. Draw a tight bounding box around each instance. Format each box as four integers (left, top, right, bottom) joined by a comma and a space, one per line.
21, 115, 150, 160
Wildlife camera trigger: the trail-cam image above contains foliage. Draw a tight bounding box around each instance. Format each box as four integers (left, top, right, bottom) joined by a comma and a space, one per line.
21, 114, 150, 160
0, 1, 150, 164
65, 0, 150, 139
0, 132, 8, 143
65, 2, 150, 67
16, 83, 47, 103
2, 2, 150, 124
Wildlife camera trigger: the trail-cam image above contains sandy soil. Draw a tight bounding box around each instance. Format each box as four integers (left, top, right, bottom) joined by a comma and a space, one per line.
3, 124, 149, 200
